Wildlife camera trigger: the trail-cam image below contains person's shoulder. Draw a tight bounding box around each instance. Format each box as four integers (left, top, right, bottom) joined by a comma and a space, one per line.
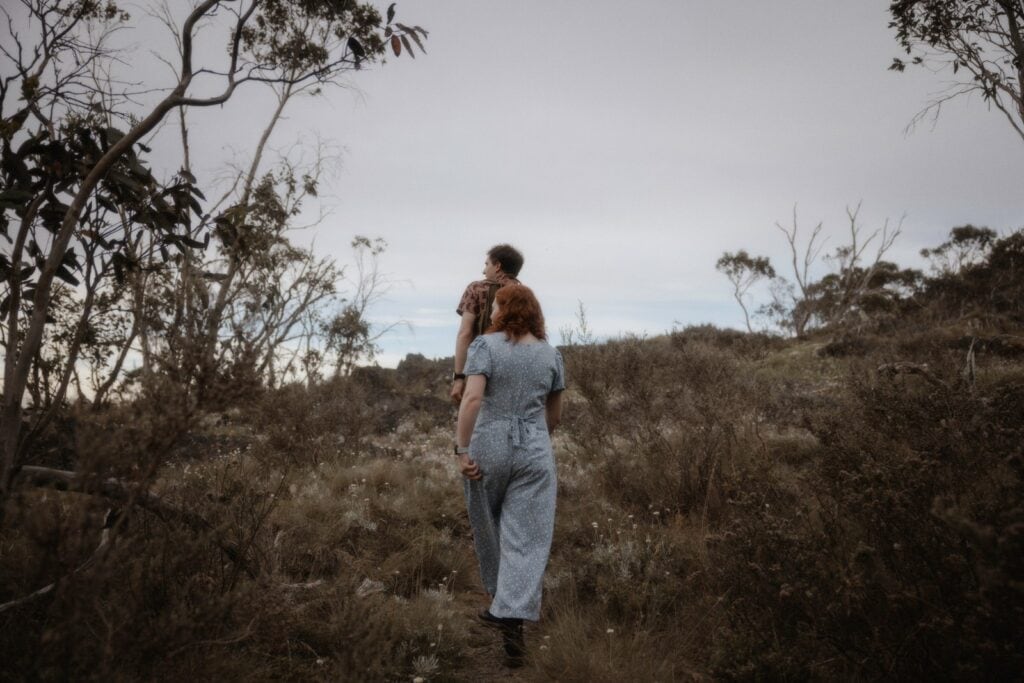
462, 279, 490, 292
539, 341, 563, 363
523, 339, 558, 357
469, 332, 503, 356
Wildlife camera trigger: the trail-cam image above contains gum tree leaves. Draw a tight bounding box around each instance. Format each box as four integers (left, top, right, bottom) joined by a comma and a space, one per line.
888, 0, 1024, 141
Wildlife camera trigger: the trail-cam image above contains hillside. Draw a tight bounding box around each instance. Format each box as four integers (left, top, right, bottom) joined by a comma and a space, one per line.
3, 316, 1022, 680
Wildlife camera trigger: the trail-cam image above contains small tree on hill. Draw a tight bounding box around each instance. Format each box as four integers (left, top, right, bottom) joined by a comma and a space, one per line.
716, 250, 775, 333
921, 226, 1024, 322
920, 224, 998, 275
722, 204, 905, 337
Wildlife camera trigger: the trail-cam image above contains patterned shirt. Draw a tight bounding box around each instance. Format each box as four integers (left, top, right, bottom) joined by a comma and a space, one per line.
456, 273, 520, 319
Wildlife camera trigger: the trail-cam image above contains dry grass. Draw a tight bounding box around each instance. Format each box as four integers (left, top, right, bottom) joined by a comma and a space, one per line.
2, 323, 1022, 680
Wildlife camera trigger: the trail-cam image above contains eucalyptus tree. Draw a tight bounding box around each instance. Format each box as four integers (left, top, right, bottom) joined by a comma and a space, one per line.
0, 0, 424, 508
716, 251, 775, 333
889, 0, 1024, 143
720, 205, 905, 337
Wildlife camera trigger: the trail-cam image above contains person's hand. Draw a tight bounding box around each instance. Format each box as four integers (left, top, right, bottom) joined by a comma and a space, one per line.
458, 453, 482, 480
449, 378, 465, 405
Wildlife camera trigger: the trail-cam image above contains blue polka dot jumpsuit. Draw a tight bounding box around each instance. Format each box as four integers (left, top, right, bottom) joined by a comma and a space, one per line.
463, 332, 566, 621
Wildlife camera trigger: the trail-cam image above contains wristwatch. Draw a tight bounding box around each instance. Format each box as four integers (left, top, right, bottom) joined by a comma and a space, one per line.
452, 372, 466, 382
454, 445, 470, 455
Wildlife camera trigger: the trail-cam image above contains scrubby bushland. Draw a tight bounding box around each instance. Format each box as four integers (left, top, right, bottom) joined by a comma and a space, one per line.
549, 320, 1022, 680
4, 322, 1021, 680
920, 230, 1024, 327
0, 360, 473, 681
720, 222, 1023, 342
710, 354, 1024, 679
562, 332, 769, 518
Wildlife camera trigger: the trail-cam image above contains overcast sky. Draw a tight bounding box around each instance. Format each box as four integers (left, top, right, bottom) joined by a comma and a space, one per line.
172, 1, 1023, 366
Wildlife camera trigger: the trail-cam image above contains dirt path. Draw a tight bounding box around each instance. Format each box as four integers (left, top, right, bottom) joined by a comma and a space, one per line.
451, 589, 534, 682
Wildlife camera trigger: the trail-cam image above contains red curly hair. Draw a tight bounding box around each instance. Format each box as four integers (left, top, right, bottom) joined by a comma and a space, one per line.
487, 284, 546, 340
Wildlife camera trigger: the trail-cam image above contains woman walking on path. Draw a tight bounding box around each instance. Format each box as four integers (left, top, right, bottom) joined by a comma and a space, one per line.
454, 284, 565, 666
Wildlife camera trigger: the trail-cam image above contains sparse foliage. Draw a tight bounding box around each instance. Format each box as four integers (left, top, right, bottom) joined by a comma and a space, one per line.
889, 0, 1024, 142
716, 250, 776, 333
0, 0, 423, 507
725, 204, 906, 336
921, 223, 998, 274
558, 300, 595, 347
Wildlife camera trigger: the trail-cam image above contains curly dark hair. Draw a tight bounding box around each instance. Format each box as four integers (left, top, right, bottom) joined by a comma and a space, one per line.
487, 284, 546, 340
487, 244, 524, 277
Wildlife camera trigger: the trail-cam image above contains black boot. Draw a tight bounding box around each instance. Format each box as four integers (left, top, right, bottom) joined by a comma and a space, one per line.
502, 620, 525, 668
477, 610, 525, 667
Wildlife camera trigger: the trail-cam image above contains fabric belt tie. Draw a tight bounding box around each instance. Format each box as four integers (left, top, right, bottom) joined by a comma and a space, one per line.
496, 414, 541, 447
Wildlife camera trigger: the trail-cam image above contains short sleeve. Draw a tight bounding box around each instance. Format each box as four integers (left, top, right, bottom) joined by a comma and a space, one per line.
464, 336, 492, 377
456, 282, 480, 316
551, 349, 566, 392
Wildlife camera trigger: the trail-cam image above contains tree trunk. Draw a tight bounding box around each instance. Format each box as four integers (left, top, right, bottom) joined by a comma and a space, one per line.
0, 83, 189, 506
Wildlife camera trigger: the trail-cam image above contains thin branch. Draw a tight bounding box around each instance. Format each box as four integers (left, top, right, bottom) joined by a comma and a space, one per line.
0, 520, 113, 615
14, 465, 257, 578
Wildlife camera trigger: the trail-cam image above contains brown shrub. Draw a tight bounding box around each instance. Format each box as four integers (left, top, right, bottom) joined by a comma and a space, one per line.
711, 356, 1024, 679
249, 377, 376, 466
562, 335, 767, 519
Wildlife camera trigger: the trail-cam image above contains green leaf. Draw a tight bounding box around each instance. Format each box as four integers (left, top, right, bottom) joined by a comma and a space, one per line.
180, 235, 208, 250
407, 29, 426, 54
108, 170, 145, 194
400, 34, 414, 58
0, 188, 34, 209
347, 37, 366, 58
61, 248, 80, 267
96, 195, 118, 213
55, 264, 80, 286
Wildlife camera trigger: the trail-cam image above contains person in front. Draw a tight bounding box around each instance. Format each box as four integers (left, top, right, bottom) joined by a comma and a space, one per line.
454, 284, 565, 666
